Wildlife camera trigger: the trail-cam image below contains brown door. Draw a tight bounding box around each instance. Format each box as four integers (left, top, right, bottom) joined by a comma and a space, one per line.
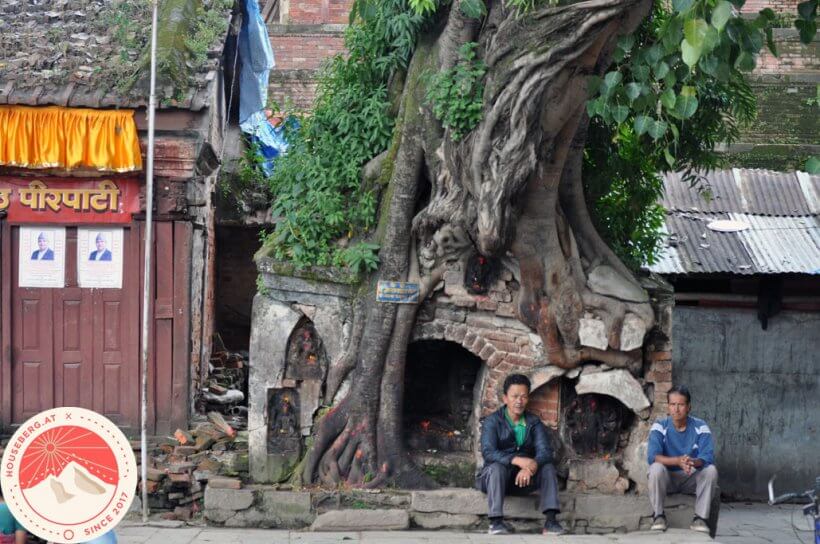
1, 222, 190, 435
4, 226, 140, 431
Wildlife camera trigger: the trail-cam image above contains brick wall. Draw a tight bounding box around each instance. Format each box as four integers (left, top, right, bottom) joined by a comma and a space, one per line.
269, 72, 320, 110
740, 0, 799, 12
284, 0, 352, 24
271, 32, 346, 71
754, 31, 820, 74
529, 380, 561, 428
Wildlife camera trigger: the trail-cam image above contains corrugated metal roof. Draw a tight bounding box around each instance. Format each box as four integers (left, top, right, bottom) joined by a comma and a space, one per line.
661, 168, 819, 216
648, 169, 820, 275
732, 214, 820, 274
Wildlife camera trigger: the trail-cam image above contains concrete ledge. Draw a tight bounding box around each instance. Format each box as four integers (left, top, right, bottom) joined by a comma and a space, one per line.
311, 509, 410, 531
203, 485, 717, 535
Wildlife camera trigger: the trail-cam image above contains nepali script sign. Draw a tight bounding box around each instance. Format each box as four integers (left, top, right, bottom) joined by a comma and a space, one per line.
377, 281, 419, 304
0, 176, 140, 224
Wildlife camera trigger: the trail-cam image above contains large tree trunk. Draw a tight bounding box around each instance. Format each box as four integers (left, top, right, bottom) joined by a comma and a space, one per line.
304, 0, 654, 487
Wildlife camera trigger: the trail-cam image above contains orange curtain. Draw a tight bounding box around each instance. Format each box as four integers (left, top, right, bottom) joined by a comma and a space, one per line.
0, 105, 143, 172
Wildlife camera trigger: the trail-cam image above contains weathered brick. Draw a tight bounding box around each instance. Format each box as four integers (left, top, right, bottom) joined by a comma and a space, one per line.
496, 302, 517, 318
478, 343, 497, 361
652, 360, 672, 372
488, 339, 518, 353
505, 354, 536, 368
487, 351, 505, 368
649, 350, 672, 362
477, 298, 499, 312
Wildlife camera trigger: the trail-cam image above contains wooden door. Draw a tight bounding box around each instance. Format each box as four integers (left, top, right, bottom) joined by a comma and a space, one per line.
4, 226, 140, 431
0, 222, 190, 435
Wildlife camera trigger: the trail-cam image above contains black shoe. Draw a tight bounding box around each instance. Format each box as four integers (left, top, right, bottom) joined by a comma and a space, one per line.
488, 520, 513, 535
690, 516, 709, 533
651, 514, 668, 531
542, 519, 566, 535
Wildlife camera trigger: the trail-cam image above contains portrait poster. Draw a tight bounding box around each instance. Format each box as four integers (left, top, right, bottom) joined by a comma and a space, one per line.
77, 227, 124, 289
18, 226, 66, 288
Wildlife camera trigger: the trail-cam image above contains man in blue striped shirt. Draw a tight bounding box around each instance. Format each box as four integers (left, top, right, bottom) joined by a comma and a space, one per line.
646, 385, 718, 534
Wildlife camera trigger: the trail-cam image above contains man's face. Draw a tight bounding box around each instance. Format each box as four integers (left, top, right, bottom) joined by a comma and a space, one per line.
38, 237, 47, 251
96, 238, 105, 251
503, 383, 529, 419
667, 392, 690, 424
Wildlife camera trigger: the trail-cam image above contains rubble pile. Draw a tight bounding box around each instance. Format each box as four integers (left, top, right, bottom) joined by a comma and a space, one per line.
137, 412, 249, 521
198, 336, 249, 415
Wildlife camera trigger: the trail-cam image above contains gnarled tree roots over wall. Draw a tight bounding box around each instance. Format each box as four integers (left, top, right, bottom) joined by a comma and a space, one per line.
304, 0, 655, 488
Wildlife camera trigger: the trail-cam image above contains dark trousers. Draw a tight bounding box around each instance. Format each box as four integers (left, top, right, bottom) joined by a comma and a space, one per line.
475, 462, 560, 518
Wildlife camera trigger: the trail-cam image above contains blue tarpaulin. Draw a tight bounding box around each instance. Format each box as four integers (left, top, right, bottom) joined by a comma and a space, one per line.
238, 0, 293, 175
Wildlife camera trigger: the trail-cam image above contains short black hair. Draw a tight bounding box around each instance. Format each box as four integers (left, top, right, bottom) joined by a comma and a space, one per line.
503, 374, 531, 394
667, 385, 691, 404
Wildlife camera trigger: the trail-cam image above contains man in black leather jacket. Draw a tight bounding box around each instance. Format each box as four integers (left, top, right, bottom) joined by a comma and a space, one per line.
476, 373, 565, 535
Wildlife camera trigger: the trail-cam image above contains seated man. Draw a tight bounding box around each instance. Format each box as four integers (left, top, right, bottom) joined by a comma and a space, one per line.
647, 385, 718, 534
475, 373, 564, 535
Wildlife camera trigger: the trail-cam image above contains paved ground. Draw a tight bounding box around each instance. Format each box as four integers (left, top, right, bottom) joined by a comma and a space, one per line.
113, 503, 816, 544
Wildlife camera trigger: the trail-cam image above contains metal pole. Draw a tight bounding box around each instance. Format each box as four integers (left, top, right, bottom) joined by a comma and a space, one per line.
141, 0, 160, 524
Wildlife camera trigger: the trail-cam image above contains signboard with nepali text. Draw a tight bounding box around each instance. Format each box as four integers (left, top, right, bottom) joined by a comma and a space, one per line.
0, 176, 140, 224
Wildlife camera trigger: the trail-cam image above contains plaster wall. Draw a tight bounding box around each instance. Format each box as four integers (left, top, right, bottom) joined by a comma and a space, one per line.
672, 306, 820, 499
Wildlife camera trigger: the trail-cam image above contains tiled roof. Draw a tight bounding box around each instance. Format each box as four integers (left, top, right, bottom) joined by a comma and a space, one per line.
647, 169, 820, 275
0, 0, 232, 111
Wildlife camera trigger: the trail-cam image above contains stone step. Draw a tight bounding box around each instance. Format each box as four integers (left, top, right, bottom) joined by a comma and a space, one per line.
410, 488, 574, 520
311, 509, 410, 531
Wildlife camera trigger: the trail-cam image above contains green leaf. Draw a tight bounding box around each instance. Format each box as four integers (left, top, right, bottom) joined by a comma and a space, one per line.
618, 34, 636, 52
711, 1, 733, 31
613, 105, 630, 123
702, 26, 720, 53
625, 82, 642, 100
663, 19, 685, 51
795, 19, 817, 43
684, 18, 709, 48
673, 0, 694, 13
634, 115, 652, 135
681, 39, 702, 66
654, 61, 670, 79
632, 64, 651, 81
735, 51, 757, 71
729, 0, 745, 7
798, 0, 817, 21
646, 46, 664, 64
806, 156, 820, 174
669, 123, 680, 141
604, 71, 623, 88
765, 27, 777, 56
660, 88, 676, 110
675, 89, 698, 118
648, 120, 668, 140
699, 54, 720, 76
587, 76, 603, 95
664, 147, 676, 168
460, 0, 487, 19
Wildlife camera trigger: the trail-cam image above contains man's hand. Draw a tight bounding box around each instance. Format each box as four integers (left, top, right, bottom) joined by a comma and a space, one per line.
679, 455, 696, 475
512, 456, 538, 475
515, 467, 533, 487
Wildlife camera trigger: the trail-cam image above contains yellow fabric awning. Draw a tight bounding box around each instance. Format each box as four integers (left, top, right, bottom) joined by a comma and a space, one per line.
0, 105, 143, 172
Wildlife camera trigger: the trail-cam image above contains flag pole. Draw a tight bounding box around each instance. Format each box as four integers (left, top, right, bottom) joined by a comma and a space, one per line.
141, 0, 160, 524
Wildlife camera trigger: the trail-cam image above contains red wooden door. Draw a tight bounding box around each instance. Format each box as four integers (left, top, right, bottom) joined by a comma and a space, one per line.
4, 226, 141, 431
0, 221, 190, 435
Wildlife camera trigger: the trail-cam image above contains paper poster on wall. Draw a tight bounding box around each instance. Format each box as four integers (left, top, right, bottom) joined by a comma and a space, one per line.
77, 227, 124, 289
18, 226, 66, 288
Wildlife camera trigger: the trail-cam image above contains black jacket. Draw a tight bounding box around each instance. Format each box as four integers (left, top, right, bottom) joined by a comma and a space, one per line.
480, 407, 554, 467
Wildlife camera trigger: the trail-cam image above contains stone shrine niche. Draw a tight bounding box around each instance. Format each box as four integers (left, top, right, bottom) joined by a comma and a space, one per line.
464, 253, 501, 295
285, 318, 327, 381
267, 388, 301, 455
562, 391, 633, 457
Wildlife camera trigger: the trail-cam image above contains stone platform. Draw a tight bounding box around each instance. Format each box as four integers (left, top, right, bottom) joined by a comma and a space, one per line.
204, 486, 712, 535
